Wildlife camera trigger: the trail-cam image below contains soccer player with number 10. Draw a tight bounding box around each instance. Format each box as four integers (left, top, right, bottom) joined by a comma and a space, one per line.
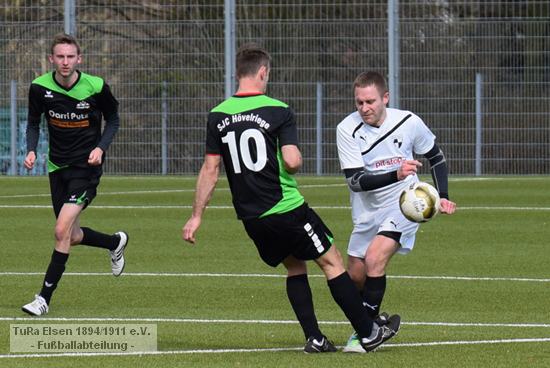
183, 44, 400, 353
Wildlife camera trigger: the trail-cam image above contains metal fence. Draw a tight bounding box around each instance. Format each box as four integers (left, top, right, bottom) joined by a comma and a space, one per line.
1, 0, 548, 176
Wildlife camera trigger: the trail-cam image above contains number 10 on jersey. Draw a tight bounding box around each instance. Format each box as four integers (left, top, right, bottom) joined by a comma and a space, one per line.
222, 129, 268, 174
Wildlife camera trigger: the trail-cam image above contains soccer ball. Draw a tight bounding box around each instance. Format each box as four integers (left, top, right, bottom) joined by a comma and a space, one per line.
399, 182, 441, 223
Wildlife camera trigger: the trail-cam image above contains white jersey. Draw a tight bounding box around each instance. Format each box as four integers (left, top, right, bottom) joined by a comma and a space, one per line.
337, 108, 436, 225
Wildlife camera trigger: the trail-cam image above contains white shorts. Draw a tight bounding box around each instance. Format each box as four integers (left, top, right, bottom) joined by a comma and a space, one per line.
347, 205, 419, 258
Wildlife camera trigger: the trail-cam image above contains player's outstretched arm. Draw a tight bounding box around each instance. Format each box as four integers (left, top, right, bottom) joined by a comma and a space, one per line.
182, 155, 221, 244
424, 143, 452, 199
345, 160, 422, 193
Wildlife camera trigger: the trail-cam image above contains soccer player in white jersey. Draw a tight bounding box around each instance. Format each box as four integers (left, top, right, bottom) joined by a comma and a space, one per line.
336, 71, 456, 353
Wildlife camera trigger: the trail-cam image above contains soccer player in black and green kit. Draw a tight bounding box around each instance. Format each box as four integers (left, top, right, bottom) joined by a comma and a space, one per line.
182, 43, 400, 353
21, 33, 128, 316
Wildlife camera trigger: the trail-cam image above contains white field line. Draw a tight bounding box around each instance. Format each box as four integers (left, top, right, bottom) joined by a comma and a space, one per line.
1, 338, 550, 359
2, 313, 550, 358
1, 176, 546, 182
1, 316, 550, 328
2, 178, 550, 211
2, 272, 550, 283
2, 204, 550, 211
0, 185, 346, 199
0, 175, 547, 199
0, 188, 213, 199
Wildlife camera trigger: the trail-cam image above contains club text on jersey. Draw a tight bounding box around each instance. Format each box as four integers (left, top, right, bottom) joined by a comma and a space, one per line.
217, 113, 270, 132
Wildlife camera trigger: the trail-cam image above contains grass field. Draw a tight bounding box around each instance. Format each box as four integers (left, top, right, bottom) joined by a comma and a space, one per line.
1, 175, 549, 367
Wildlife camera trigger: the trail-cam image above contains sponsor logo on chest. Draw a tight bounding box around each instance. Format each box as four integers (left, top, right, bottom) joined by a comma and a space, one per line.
48, 110, 89, 120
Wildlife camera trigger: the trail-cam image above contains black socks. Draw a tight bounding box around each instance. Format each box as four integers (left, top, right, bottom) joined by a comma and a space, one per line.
362, 274, 387, 319
286, 274, 323, 341
80, 227, 119, 250
40, 250, 69, 305
328, 272, 373, 339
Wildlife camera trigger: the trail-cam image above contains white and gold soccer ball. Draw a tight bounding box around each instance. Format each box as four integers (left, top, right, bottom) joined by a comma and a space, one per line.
399, 181, 441, 223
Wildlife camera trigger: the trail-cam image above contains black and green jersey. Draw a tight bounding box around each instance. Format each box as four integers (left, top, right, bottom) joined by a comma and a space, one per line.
27, 70, 120, 172
206, 93, 305, 219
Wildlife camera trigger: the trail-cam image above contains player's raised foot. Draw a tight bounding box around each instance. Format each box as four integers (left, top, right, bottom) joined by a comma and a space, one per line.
342, 331, 367, 353
109, 231, 129, 276
375, 312, 401, 341
360, 313, 401, 352
22, 294, 49, 316
303, 335, 338, 353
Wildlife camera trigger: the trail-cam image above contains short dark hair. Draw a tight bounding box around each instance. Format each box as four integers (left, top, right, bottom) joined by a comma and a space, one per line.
235, 43, 271, 78
50, 33, 81, 55
353, 71, 388, 96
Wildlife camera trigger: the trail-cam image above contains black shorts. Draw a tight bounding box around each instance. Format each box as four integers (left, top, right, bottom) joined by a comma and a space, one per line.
49, 166, 102, 218
242, 203, 334, 267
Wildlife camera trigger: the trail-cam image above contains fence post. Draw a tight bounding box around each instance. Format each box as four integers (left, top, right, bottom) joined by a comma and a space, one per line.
475, 73, 483, 176
162, 81, 168, 175
224, 0, 236, 99
316, 83, 323, 175
388, 0, 400, 109
10, 80, 17, 176
64, 0, 76, 36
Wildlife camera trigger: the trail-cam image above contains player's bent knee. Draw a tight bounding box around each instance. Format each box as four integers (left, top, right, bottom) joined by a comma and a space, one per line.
365, 258, 387, 276
320, 247, 345, 266
53, 226, 69, 243
315, 257, 345, 278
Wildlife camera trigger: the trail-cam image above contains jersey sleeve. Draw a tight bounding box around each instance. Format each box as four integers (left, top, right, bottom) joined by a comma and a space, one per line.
412, 115, 436, 155
277, 107, 299, 147
96, 82, 120, 152
26, 83, 43, 153
337, 122, 364, 169
205, 112, 222, 155
96, 81, 119, 115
